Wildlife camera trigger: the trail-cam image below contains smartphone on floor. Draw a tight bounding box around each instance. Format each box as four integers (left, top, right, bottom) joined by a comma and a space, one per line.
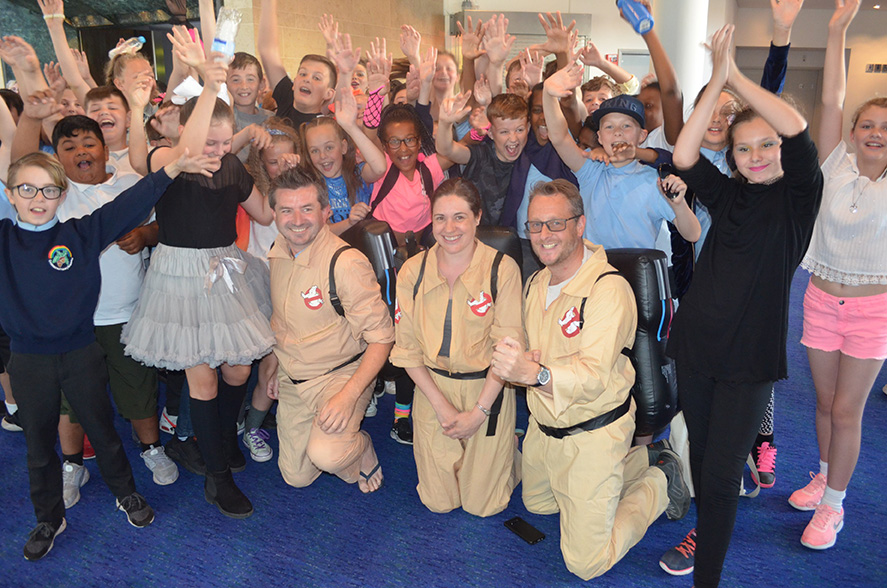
504, 516, 545, 545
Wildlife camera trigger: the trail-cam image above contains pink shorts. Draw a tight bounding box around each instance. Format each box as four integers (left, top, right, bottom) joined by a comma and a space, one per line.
801, 279, 887, 360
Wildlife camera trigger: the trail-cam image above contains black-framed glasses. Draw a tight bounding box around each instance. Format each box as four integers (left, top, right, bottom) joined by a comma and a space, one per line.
12, 183, 63, 200
524, 215, 581, 234
385, 136, 419, 149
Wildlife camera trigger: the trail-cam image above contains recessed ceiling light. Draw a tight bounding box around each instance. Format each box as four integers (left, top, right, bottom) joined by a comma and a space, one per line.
875, 4, 881, 9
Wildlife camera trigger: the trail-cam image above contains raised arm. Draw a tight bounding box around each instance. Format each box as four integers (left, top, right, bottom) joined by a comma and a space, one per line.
399, 25, 422, 69
819, 0, 859, 162
258, 0, 287, 89
38, 0, 90, 104
482, 14, 515, 98
457, 16, 486, 107
10, 90, 60, 162
0, 36, 49, 99
123, 75, 154, 175
335, 82, 387, 182
198, 0, 216, 61
435, 92, 473, 165
0, 97, 16, 184
542, 63, 588, 172
761, 0, 804, 94
579, 42, 633, 85
673, 26, 731, 170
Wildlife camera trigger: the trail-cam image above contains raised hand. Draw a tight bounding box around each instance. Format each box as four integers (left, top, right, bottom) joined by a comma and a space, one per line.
22, 89, 61, 121
37, 0, 65, 18
123, 73, 153, 111
202, 54, 229, 94
418, 46, 438, 88
71, 48, 92, 81
43, 62, 66, 95
456, 15, 486, 62
334, 85, 359, 129
367, 37, 393, 95
829, 0, 859, 31
708, 24, 734, 90
150, 104, 182, 140
543, 62, 583, 98
577, 42, 606, 69
167, 148, 222, 178
400, 24, 421, 64
329, 33, 361, 76
0, 36, 41, 72
537, 11, 577, 55
519, 49, 544, 87
405, 65, 421, 102
439, 91, 472, 125
473, 75, 492, 107
318, 13, 339, 53
482, 14, 515, 65
168, 26, 205, 69
772, 0, 806, 31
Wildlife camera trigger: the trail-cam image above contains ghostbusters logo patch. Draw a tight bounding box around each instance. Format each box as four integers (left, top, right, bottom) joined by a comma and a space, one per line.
467, 291, 492, 317
48, 245, 73, 271
558, 306, 582, 338
394, 299, 402, 324
301, 285, 324, 309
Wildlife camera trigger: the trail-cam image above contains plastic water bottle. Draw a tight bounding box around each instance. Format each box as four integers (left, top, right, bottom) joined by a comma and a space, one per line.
617, 0, 654, 34
211, 7, 242, 62
108, 36, 146, 59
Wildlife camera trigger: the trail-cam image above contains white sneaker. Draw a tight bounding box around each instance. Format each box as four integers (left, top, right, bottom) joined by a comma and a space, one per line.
243, 428, 273, 462
140, 446, 179, 485
159, 408, 178, 435
384, 380, 396, 395
62, 461, 89, 508
365, 395, 378, 418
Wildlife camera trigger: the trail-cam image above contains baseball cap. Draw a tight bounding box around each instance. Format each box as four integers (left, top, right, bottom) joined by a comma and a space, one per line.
592, 95, 646, 129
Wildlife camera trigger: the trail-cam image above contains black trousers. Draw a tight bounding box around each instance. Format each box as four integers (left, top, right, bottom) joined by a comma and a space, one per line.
8, 342, 136, 525
677, 363, 773, 588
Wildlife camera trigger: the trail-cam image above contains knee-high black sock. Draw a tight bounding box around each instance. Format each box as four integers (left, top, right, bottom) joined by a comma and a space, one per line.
394, 374, 414, 407
218, 379, 248, 436
190, 396, 227, 473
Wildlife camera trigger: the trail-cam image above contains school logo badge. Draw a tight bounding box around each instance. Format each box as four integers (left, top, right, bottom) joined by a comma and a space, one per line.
394, 299, 401, 324
467, 291, 492, 317
558, 306, 581, 338
301, 285, 323, 309
48, 245, 73, 271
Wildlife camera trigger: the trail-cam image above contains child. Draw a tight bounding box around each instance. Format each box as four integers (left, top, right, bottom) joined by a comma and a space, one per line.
229, 52, 273, 130
259, 0, 336, 129
791, 0, 887, 552
122, 49, 274, 519
0, 144, 208, 560
543, 64, 700, 251
667, 25, 822, 587
84, 86, 137, 175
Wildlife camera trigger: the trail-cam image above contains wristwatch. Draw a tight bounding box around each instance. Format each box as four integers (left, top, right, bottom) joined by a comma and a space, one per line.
536, 364, 551, 387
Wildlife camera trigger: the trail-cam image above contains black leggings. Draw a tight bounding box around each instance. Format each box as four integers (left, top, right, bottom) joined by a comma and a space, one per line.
677, 364, 773, 588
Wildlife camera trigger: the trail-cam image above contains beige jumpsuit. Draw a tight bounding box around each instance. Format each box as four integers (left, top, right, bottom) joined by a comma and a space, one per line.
268, 227, 394, 488
522, 241, 669, 580
391, 242, 524, 517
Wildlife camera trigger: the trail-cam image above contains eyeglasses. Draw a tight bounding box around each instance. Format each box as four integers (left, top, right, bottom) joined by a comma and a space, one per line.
524, 215, 581, 234
385, 136, 419, 149
12, 184, 63, 200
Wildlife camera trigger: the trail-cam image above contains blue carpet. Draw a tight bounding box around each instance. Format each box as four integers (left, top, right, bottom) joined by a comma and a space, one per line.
1, 269, 885, 587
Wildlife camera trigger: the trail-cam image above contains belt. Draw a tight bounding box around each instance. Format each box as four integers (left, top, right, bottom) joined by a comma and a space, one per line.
537, 396, 631, 439
428, 367, 502, 437
290, 350, 365, 385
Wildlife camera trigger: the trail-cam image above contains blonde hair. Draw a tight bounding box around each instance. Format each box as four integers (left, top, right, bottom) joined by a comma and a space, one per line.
851, 97, 887, 130
105, 52, 151, 86
7, 152, 69, 192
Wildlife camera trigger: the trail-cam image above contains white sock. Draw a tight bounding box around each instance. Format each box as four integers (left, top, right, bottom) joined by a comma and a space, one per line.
819, 460, 828, 478
821, 485, 845, 511
4, 401, 16, 414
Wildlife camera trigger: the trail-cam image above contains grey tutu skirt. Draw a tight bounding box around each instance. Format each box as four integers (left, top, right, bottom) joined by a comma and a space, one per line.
122, 243, 274, 370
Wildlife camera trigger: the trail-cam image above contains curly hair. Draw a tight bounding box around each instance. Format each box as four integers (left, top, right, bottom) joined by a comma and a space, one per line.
246, 117, 300, 199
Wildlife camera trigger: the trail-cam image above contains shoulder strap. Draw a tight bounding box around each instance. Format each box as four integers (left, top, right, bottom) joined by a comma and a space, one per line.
577, 270, 622, 331
490, 251, 504, 303
523, 269, 541, 300
418, 159, 434, 197
411, 249, 430, 300
369, 164, 402, 215
329, 245, 354, 317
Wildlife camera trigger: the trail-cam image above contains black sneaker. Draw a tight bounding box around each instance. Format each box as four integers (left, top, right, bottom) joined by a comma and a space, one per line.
659, 528, 696, 576
23, 519, 66, 561
116, 492, 155, 528
647, 438, 672, 466
2, 411, 23, 432
654, 449, 691, 520
165, 436, 206, 476
390, 418, 413, 445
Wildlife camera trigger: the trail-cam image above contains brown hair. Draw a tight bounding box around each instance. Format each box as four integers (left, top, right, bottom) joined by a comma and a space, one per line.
581, 76, 619, 97
297, 116, 362, 207
179, 96, 235, 126
247, 117, 300, 199
105, 52, 151, 86
487, 93, 528, 122
231, 52, 265, 81
269, 166, 328, 209
85, 86, 129, 112
528, 178, 584, 218
7, 152, 69, 192
851, 97, 887, 130
430, 177, 482, 218
300, 54, 338, 89
725, 106, 761, 150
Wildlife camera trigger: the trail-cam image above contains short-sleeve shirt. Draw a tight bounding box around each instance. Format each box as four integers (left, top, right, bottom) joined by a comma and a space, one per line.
234, 107, 274, 163
574, 159, 676, 249
272, 77, 323, 130
369, 154, 444, 233
327, 163, 372, 224
151, 151, 253, 248
463, 140, 515, 226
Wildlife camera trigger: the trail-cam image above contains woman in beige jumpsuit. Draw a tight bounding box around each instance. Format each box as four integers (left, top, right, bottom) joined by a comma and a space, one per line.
391, 178, 524, 517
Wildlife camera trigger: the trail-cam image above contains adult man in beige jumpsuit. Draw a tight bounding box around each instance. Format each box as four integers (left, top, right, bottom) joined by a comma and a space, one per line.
492, 179, 690, 579
262, 168, 393, 493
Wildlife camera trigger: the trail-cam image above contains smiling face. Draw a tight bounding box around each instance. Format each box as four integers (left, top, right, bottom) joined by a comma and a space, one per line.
59, 89, 84, 117
583, 88, 613, 115
850, 105, 887, 166
527, 193, 585, 273
305, 124, 347, 179
261, 139, 296, 180
529, 89, 548, 145
730, 116, 783, 184
383, 121, 420, 176
55, 129, 110, 185
432, 54, 458, 93
597, 112, 647, 166
701, 92, 737, 151
272, 185, 330, 255
638, 86, 662, 132
351, 63, 368, 93
203, 120, 235, 158
293, 59, 335, 113
490, 116, 529, 162
5, 165, 67, 225
228, 64, 264, 111
86, 95, 128, 150
432, 193, 480, 256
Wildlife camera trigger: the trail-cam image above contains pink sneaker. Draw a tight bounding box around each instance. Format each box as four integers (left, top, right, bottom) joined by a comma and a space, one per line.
751, 442, 777, 488
789, 472, 826, 511
801, 504, 844, 550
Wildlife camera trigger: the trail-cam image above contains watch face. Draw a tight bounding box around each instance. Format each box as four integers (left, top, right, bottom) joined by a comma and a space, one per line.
537, 367, 551, 386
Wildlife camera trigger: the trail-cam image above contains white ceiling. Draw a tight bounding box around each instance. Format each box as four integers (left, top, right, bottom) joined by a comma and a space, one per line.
736, 0, 883, 9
